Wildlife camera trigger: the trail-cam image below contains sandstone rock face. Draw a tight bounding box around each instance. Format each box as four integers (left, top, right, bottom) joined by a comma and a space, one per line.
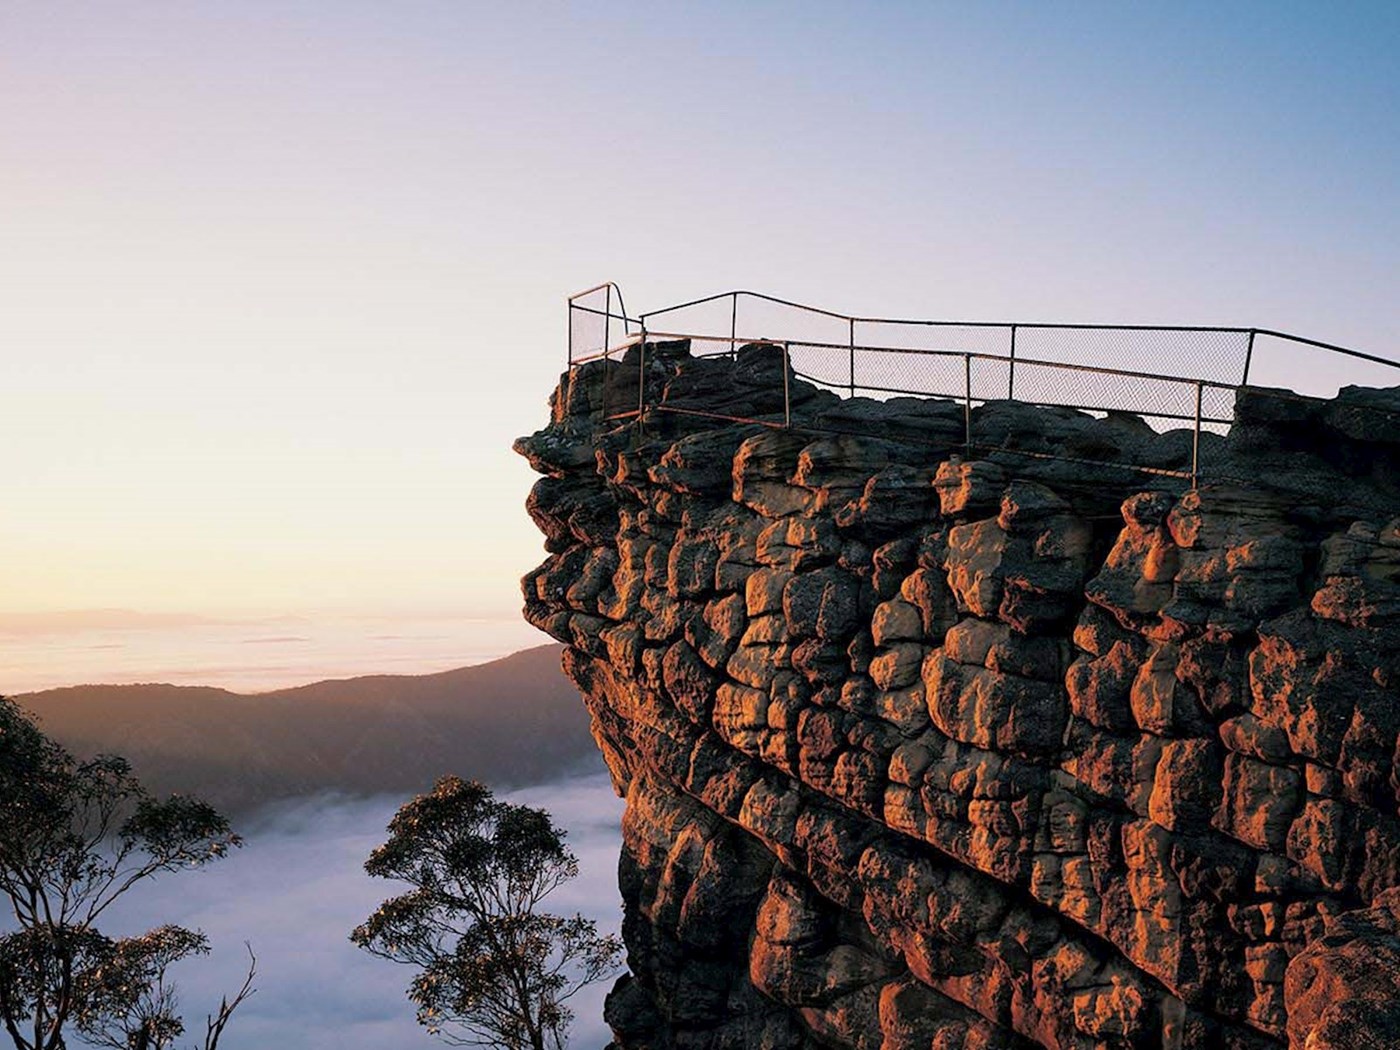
519, 349, 1400, 1050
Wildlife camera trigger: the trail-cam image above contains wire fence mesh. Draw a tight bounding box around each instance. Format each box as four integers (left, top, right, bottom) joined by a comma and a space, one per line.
1016, 325, 1250, 386
565, 284, 640, 425
849, 347, 970, 401
567, 285, 616, 363
565, 286, 1399, 486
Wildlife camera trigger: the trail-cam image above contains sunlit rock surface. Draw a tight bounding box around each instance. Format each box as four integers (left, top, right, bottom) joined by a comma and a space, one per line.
519, 343, 1400, 1049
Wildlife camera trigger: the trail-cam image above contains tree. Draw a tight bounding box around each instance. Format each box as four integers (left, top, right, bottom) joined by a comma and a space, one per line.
0, 697, 253, 1050
75, 930, 256, 1050
352, 776, 623, 1050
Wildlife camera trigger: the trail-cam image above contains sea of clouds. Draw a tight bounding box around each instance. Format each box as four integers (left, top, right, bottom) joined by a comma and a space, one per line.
85, 772, 626, 1050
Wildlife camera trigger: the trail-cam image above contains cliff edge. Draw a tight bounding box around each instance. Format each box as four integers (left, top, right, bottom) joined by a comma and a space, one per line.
519, 342, 1400, 1050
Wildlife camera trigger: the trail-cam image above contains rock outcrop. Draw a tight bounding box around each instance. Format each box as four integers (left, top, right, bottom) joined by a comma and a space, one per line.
518, 342, 1400, 1049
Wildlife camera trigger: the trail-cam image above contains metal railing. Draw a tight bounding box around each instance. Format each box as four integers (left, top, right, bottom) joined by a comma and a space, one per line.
565, 285, 1400, 486
567, 282, 634, 364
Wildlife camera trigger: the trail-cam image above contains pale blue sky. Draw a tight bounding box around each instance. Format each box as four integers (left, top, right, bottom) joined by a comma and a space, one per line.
1, 3, 1396, 633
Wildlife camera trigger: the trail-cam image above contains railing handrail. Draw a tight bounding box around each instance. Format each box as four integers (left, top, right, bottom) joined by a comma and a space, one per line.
1248, 328, 1400, 370
568, 285, 1400, 389
640, 289, 853, 325
567, 282, 636, 368
568, 281, 633, 317
566, 283, 1399, 489
629, 329, 1243, 391
633, 287, 1399, 374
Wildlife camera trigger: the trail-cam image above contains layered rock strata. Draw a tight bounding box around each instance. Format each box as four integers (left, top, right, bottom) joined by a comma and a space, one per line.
518, 343, 1400, 1050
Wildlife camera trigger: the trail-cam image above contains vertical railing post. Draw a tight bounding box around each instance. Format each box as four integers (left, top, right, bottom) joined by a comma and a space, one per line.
637, 336, 647, 438
1008, 324, 1018, 400
963, 353, 973, 452
1191, 380, 1203, 488
638, 323, 648, 431
1242, 329, 1256, 387
783, 342, 792, 428
564, 297, 574, 420
600, 344, 612, 429
848, 318, 856, 397
604, 285, 611, 363
730, 292, 739, 361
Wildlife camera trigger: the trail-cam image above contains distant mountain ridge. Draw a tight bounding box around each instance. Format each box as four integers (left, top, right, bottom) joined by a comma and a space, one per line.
13, 644, 600, 814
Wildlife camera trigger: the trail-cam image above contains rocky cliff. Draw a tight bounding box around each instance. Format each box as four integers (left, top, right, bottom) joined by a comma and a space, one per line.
518, 342, 1400, 1050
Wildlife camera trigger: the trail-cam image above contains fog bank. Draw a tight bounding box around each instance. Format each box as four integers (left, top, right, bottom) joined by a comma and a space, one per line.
88, 772, 625, 1050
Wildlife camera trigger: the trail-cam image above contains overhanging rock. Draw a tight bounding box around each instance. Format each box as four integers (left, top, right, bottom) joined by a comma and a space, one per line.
520, 343, 1400, 1050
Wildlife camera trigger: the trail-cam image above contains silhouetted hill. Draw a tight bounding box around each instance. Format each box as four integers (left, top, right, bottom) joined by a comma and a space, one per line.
14, 644, 600, 814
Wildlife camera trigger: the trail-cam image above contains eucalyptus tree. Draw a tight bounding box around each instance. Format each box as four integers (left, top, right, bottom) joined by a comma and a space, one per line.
0, 697, 252, 1050
353, 776, 622, 1049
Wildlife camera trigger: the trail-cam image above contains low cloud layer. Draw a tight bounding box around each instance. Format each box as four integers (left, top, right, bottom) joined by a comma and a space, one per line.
87, 772, 626, 1050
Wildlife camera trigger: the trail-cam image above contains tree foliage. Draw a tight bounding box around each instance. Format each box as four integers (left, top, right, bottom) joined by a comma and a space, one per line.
0, 697, 252, 1050
352, 776, 622, 1049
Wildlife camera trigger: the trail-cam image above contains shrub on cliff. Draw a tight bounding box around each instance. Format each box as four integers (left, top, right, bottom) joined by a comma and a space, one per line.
352, 776, 622, 1050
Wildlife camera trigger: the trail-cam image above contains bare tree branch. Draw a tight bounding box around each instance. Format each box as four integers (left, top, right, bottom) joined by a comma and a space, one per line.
203, 945, 257, 1050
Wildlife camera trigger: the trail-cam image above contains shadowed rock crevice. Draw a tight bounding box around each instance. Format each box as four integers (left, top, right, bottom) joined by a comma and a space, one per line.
520, 345, 1400, 1050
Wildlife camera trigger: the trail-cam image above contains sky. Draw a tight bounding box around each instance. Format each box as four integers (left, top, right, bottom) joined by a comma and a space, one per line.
2, 2, 1398, 683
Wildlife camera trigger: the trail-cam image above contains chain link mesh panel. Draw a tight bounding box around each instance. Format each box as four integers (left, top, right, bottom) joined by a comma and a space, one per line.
854, 322, 1008, 402
640, 295, 737, 347
736, 294, 849, 350
570, 285, 1399, 483
786, 341, 847, 391
858, 349, 968, 402
855, 320, 1011, 355
1005, 360, 1221, 422
1012, 326, 1249, 386
682, 334, 744, 361
568, 286, 609, 363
